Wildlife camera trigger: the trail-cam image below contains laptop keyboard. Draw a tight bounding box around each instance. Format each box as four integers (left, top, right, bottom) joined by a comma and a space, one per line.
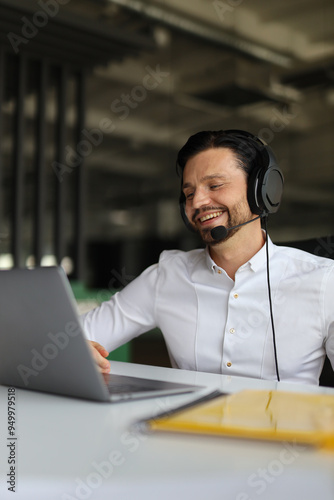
103, 373, 156, 394
106, 383, 155, 394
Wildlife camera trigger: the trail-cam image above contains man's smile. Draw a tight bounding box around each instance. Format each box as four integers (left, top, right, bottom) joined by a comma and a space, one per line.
198, 211, 223, 223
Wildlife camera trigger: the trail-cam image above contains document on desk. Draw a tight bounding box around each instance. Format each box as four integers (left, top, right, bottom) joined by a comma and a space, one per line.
136, 389, 334, 450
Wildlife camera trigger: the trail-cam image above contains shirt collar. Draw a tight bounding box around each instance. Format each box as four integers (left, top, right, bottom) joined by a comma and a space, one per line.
205, 247, 217, 272
247, 233, 276, 272
205, 232, 276, 274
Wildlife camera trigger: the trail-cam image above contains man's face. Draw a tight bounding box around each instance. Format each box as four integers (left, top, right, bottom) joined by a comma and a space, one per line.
182, 147, 253, 245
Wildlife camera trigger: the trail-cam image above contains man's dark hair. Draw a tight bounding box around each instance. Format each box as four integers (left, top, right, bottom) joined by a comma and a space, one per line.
176, 130, 263, 179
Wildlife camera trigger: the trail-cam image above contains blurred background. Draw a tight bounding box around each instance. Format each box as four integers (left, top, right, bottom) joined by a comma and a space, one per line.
0, 0, 334, 368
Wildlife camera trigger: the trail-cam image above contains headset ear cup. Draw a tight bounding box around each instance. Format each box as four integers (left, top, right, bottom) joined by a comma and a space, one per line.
261, 166, 284, 214
247, 147, 284, 215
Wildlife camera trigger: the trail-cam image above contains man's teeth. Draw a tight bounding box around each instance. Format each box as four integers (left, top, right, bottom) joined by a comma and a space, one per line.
199, 211, 223, 222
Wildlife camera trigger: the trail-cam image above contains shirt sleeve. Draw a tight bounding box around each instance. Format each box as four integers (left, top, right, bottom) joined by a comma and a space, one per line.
323, 265, 334, 372
80, 262, 159, 352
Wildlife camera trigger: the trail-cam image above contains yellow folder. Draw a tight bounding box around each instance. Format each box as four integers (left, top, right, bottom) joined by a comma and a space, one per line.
143, 390, 334, 450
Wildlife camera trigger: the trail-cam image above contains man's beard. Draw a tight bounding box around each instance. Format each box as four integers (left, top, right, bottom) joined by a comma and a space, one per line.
194, 202, 253, 245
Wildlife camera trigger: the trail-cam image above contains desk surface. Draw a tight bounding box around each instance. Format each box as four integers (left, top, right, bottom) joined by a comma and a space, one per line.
1, 362, 334, 500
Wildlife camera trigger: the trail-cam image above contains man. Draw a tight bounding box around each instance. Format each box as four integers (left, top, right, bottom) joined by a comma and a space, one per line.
84, 129, 334, 385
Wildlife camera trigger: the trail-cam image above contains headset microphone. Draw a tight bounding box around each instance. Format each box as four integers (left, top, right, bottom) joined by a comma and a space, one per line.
210, 215, 262, 242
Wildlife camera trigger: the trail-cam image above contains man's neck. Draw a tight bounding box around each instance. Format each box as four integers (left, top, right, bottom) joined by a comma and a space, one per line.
208, 226, 266, 280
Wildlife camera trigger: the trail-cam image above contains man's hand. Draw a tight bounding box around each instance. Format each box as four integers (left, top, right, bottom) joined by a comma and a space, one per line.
88, 341, 111, 373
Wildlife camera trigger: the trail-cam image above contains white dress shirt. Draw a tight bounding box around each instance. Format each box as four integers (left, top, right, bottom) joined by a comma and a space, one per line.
82, 236, 334, 385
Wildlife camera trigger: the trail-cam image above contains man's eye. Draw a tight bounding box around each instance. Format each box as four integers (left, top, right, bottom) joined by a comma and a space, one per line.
210, 184, 222, 190
185, 192, 194, 200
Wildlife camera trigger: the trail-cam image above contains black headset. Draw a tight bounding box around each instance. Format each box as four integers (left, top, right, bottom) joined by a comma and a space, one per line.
179, 129, 284, 230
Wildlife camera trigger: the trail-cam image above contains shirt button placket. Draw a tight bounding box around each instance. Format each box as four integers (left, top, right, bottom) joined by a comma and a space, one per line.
223, 287, 239, 373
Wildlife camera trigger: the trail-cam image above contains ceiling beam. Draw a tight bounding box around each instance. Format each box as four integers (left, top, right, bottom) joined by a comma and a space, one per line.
107, 0, 294, 68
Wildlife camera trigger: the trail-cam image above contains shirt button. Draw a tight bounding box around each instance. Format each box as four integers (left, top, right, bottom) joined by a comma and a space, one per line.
229, 328, 235, 334
217, 269, 222, 274
226, 362, 232, 367
233, 293, 239, 299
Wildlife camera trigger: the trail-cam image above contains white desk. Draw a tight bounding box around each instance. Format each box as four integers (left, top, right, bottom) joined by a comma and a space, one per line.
1, 361, 334, 500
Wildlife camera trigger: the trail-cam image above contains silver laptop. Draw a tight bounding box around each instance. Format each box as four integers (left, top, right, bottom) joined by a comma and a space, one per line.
0, 266, 200, 402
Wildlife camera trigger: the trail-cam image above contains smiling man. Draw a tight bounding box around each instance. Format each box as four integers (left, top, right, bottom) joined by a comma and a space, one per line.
181, 146, 264, 280
83, 129, 334, 386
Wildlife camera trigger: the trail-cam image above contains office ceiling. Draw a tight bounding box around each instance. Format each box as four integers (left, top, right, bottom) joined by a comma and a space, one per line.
2, 0, 334, 245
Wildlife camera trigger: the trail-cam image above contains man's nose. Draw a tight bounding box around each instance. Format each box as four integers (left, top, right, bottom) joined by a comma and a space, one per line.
192, 187, 211, 209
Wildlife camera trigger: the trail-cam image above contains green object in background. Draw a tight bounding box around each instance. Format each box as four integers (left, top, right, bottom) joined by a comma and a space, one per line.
70, 280, 131, 363
106, 343, 131, 362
